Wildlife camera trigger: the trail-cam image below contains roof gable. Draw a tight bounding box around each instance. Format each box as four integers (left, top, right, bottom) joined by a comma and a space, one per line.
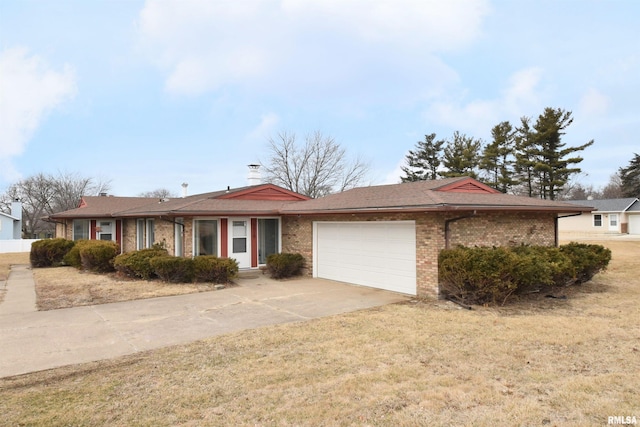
434, 177, 500, 194
217, 184, 310, 201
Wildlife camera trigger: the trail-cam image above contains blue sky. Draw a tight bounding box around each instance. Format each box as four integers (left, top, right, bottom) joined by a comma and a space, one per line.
1, 0, 638, 197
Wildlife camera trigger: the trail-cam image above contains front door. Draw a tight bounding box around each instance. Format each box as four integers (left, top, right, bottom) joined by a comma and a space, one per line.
609, 214, 619, 232
230, 219, 251, 268
96, 221, 114, 241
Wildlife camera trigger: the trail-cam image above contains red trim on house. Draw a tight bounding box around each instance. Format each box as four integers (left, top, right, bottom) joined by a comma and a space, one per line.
435, 177, 500, 194
90, 220, 97, 239
115, 220, 122, 250
78, 197, 88, 208
251, 218, 258, 268
220, 218, 228, 257
218, 184, 310, 201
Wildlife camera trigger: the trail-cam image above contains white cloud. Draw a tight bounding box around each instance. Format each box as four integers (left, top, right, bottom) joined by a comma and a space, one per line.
578, 87, 610, 117
247, 112, 280, 141
136, 0, 490, 98
424, 67, 545, 136
0, 47, 76, 181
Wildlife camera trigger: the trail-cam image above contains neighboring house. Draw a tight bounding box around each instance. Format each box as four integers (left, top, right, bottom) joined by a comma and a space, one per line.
49, 176, 590, 298
558, 198, 640, 237
0, 200, 23, 240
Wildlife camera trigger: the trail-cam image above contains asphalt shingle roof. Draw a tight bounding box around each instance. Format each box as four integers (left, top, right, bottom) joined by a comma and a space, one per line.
49, 178, 593, 219
569, 198, 639, 212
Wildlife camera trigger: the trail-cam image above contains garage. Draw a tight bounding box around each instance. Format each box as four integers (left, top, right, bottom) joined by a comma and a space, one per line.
313, 221, 417, 295
629, 214, 640, 235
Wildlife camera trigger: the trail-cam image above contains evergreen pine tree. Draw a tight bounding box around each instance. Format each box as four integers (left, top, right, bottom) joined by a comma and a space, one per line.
400, 133, 445, 182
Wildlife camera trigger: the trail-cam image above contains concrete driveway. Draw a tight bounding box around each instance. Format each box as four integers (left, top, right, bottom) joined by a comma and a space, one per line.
0, 269, 408, 378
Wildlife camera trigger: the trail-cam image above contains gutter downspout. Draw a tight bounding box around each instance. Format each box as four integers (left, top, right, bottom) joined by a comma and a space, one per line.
555, 212, 584, 247
444, 210, 477, 249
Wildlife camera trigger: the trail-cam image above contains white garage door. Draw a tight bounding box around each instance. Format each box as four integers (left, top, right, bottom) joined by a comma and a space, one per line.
313, 221, 417, 295
629, 214, 640, 235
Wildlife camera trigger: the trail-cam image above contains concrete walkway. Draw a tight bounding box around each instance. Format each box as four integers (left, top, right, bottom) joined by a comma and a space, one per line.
0, 266, 408, 378
0, 264, 37, 316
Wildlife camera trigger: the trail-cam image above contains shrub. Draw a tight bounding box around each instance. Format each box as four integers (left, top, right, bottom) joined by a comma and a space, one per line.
62, 241, 84, 268
265, 253, 305, 279
560, 242, 612, 284
113, 248, 168, 279
511, 245, 573, 291
439, 246, 520, 305
30, 238, 76, 268
150, 256, 194, 283
79, 240, 119, 273
439, 243, 613, 306
193, 256, 239, 283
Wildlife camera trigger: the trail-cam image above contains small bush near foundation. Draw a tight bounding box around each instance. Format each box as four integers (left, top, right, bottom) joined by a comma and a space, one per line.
79, 240, 119, 273
265, 253, 305, 279
193, 256, 239, 283
113, 248, 168, 279
439, 243, 611, 306
30, 238, 76, 268
150, 256, 195, 283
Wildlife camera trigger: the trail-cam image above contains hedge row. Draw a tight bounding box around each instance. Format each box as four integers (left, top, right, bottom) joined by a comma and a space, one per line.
439, 242, 612, 306
113, 250, 239, 284
30, 238, 75, 268
30, 238, 118, 273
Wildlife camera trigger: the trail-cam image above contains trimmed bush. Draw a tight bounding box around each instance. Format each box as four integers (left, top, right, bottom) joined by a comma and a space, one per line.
439, 243, 612, 306
439, 246, 520, 305
30, 238, 76, 268
560, 242, 612, 284
113, 248, 168, 279
265, 253, 305, 279
150, 256, 195, 283
79, 240, 119, 273
193, 256, 239, 283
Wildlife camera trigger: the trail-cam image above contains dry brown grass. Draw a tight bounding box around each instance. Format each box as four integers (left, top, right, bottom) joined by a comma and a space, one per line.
0, 252, 29, 304
32, 266, 227, 310
0, 241, 638, 426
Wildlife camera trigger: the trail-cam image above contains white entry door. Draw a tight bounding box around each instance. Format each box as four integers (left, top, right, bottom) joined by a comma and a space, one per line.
230, 219, 251, 268
96, 221, 114, 241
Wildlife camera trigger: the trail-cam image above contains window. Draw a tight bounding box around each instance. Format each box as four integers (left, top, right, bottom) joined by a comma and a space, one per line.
195, 220, 217, 256
136, 219, 155, 249
593, 214, 602, 227
73, 219, 90, 240
258, 218, 279, 264
232, 220, 247, 253
98, 221, 113, 241
174, 218, 184, 256
136, 219, 145, 249
146, 219, 155, 247
610, 214, 618, 227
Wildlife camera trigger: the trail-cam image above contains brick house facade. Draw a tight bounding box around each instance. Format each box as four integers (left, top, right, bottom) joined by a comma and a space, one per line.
49, 177, 587, 298
281, 211, 556, 298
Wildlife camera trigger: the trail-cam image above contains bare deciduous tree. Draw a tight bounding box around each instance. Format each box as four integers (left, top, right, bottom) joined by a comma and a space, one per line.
1, 171, 111, 238
138, 188, 177, 199
261, 131, 370, 198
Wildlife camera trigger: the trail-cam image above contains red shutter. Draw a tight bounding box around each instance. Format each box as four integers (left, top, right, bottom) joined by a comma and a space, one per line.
115, 220, 122, 251
220, 218, 228, 257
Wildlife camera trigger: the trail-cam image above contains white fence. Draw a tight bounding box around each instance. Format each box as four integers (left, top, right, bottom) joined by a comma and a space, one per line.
0, 239, 39, 253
